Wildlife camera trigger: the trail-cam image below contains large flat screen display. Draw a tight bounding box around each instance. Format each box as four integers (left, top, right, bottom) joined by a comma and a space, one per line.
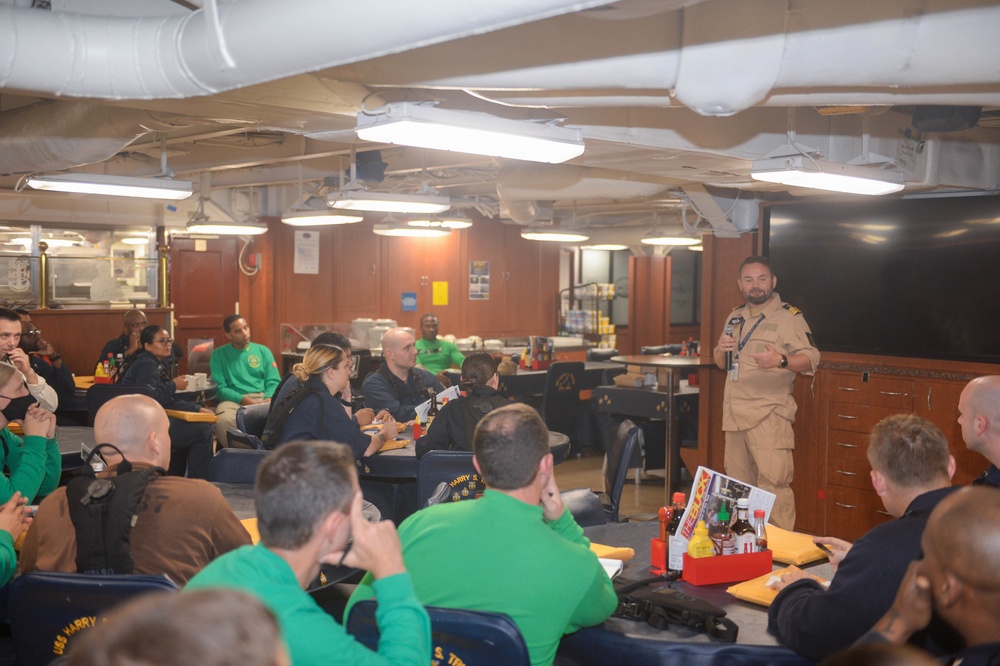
763, 194, 1000, 364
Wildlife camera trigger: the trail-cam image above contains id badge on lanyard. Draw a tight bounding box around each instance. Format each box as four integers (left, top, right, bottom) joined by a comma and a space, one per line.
732, 315, 765, 382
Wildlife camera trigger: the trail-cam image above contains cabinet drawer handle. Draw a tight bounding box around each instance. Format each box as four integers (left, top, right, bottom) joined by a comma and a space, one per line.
836, 414, 860, 420
834, 502, 857, 510
837, 387, 861, 392
877, 510, 892, 517
835, 469, 858, 476
835, 442, 859, 449
878, 390, 907, 397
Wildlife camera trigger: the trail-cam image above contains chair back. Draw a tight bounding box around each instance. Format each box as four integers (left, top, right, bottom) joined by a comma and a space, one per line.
586, 348, 619, 362
226, 428, 264, 451
540, 361, 585, 455
347, 600, 530, 666
85, 384, 156, 426
8, 571, 178, 665
604, 419, 643, 522
416, 450, 485, 508
560, 487, 607, 527
235, 402, 270, 437
208, 448, 269, 483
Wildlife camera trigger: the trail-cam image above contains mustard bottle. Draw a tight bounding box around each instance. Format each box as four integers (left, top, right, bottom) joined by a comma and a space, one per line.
687, 520, 715, 558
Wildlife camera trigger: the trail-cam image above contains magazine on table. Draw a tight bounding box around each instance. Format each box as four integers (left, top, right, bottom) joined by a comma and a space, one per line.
413, 384, 461, 423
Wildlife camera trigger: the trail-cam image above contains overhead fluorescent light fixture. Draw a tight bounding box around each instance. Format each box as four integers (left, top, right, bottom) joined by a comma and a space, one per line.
640, 234, 700, 246
26, 173, 194, 200
328, 189, 451, 214
281, 209, 364, 226
407, 217, 473, 230
372, 223, 451, 238
186, 220, 268, 236
520, 228, 589, 243
357, 102, 585, 164
751, 155, 905, 196
581, 244, 628, 251
688, 244, 704, 252
120, 237, 150, 245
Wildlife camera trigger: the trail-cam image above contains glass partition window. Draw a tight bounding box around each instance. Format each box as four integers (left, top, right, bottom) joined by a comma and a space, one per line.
0, 224, 159, 308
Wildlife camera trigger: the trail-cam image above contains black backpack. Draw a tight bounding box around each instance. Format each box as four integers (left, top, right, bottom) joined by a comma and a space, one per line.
66, 444, 166, 575
260, 383, 323, 449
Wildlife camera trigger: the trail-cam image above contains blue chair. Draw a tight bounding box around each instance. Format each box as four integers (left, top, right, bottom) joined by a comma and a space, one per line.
586, 347, 619, 362
416, 450, 484, 508
235, 402, 270, 438
85, 384, 156, 426
208, 447, 269, 483
563, 420, 643, 524
226, 427, 264, 450
347, 600, 530, 666
641, 344, 683, 355
8, 571, 178, 665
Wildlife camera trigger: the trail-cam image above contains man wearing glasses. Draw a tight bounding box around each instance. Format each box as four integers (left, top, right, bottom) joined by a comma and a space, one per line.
0, 308, 57, 411
16, 313, 75, 409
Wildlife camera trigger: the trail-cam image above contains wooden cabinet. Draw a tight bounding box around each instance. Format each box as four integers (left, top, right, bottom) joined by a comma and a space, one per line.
817, 368, 988, 540
791, 373, 822, 534
464, 220, 558, 337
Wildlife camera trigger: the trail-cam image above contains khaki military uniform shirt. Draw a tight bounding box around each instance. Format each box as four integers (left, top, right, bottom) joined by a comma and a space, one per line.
721, 292, 820, 432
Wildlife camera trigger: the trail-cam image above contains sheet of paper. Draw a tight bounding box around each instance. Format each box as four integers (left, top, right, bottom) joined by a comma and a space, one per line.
414, 384, 461, 422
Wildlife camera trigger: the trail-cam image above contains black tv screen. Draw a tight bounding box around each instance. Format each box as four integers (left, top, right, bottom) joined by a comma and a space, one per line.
763, 194, 1000, 364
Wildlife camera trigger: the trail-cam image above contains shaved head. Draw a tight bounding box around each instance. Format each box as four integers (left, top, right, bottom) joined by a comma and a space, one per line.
958, 376, 1000, 462
94, 394, 171, 467
924, 486, 1000, 591
381, 327, 417, 375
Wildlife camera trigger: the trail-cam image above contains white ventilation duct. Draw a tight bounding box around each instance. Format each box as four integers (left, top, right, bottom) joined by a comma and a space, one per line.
337, 0, 1000, 116
0, 101, 184, 175
0, 0, 614, 101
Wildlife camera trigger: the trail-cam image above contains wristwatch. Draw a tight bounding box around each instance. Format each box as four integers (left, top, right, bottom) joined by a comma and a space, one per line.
778, 354, 789, 369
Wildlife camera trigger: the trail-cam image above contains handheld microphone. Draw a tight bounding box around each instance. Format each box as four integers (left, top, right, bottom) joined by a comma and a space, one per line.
723, 324, 734, 371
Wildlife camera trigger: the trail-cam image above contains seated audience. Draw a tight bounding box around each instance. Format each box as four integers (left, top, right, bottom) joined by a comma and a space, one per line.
18, 316, 75, 409
768, 414, 963, 661
119, 325, 214, 479
64, 589, 289, 666
96, 307, 148, 369
347, 403, 618, 666
415, 314, 465, 386
0, 307, 58, 411
0, 362, 60, 503
186, 440, 431, 666
19, 394, 250, 584
210, 313, 281, 446
0, 491, 31, 585
270, 332, 387, 427
857, 486, 1000, 664
957, 375, 1000, 486
415, 352, 509, 458
262, 344, 400, 520
363, 328, 443, 422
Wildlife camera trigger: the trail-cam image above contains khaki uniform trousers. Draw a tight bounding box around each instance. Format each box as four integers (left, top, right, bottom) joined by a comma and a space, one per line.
724, 411, 796, 530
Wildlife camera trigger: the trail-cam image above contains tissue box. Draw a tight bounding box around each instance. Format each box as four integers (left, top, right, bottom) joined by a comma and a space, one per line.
682, 550, 772, 586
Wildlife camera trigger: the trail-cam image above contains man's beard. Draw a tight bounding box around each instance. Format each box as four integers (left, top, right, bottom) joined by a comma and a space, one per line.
746, 289, 771, 305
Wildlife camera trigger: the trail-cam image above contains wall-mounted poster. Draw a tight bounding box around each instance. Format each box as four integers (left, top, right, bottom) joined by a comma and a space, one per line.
469, 261, 490, 300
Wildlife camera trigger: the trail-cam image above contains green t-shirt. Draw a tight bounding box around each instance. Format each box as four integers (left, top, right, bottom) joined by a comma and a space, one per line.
414, 338, 466, 374
186, 544, 430, 666
209, 342, 281, 404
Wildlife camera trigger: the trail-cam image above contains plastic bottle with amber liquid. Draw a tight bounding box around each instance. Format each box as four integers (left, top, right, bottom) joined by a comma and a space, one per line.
753, 509, 768, 552
731, 498, 756, 554
709, 501, 736, 556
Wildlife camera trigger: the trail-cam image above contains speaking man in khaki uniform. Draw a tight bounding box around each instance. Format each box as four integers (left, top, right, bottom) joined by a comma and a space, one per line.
713, 256, 820, 529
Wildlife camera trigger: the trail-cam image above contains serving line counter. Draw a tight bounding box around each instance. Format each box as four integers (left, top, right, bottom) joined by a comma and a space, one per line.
558, 520, 819, 665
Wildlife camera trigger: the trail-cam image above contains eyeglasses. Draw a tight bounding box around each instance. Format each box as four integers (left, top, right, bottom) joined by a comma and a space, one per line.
153, 337, 173, 345
23, 329, 41, 338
